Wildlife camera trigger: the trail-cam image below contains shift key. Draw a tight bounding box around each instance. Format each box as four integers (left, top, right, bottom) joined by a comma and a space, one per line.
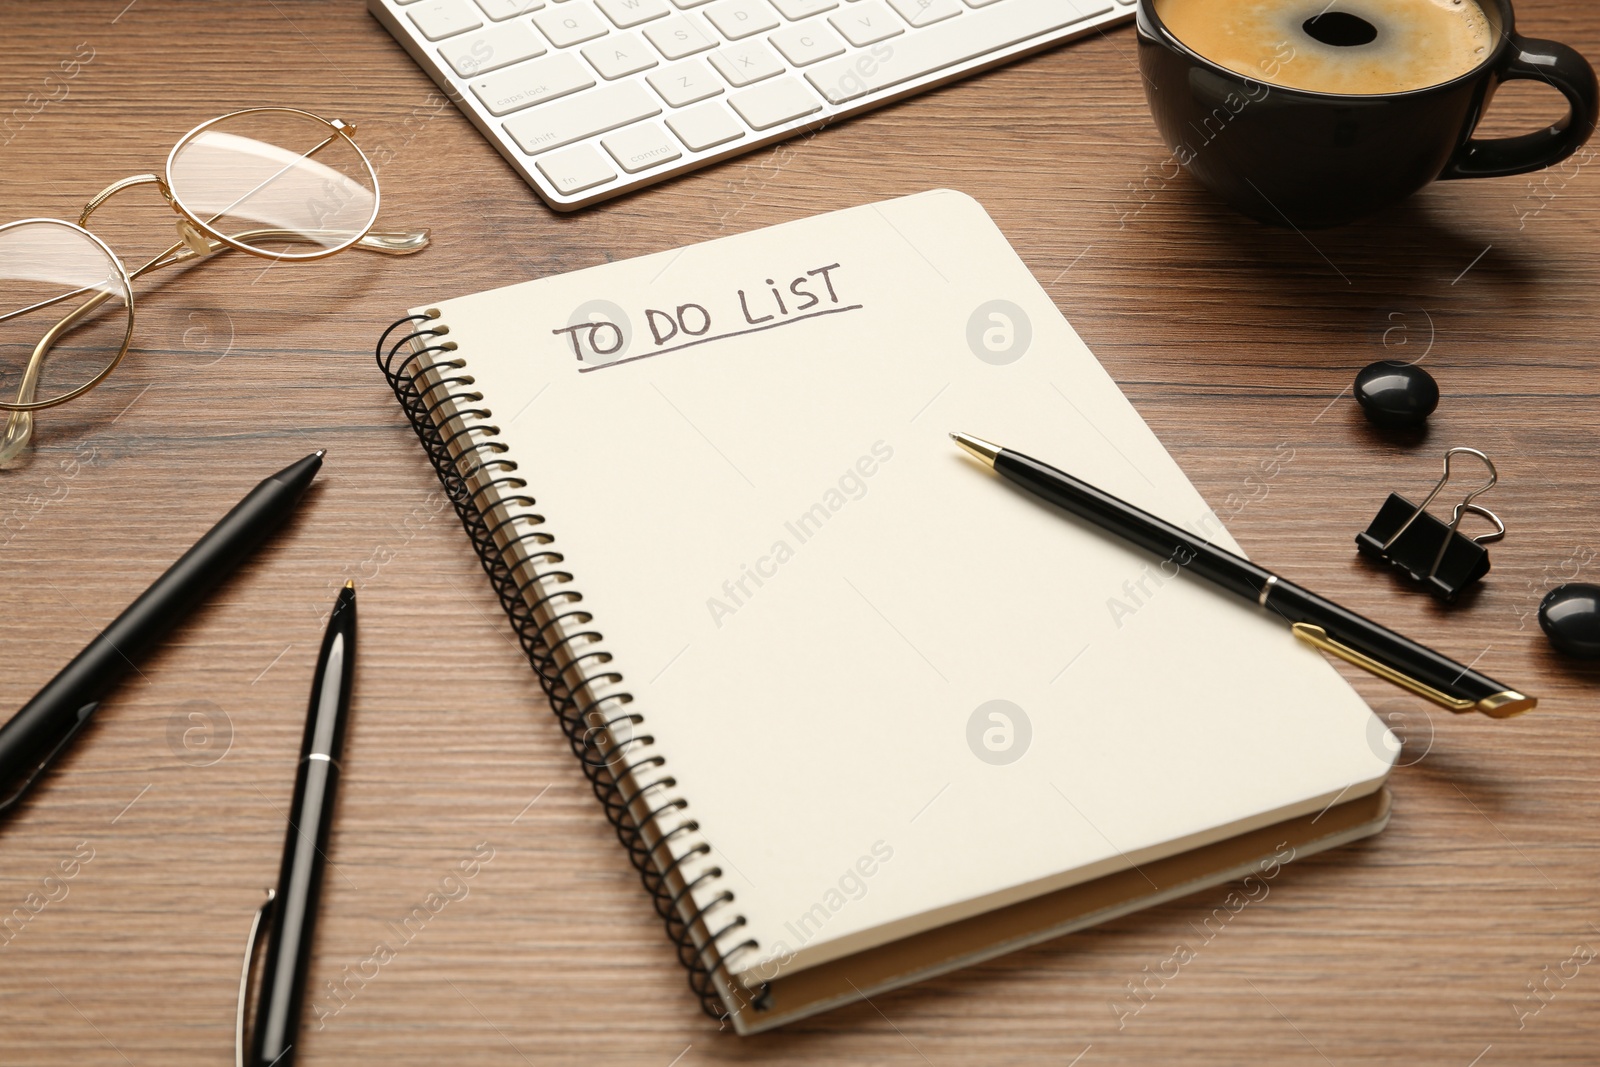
505, 82, 662, 155
470, 53, 595, 117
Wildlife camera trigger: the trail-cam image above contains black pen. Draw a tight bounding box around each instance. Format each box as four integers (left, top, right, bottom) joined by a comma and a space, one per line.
0, 451, 324, 818
242, 581, 356, 1067
952, 433, 1534, 718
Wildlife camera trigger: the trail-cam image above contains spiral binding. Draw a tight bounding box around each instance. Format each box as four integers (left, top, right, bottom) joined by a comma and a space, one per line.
376, 313, 765, 1022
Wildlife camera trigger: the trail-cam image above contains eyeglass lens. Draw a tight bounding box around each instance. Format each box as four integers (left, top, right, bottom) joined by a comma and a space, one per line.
167, 109, 378, 258
0, 220, 132, 408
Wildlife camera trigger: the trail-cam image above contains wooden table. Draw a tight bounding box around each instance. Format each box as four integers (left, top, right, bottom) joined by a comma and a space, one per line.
3, 2, 1598, 1063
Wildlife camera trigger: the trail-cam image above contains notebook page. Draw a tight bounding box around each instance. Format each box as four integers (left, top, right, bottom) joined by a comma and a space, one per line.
413, 190, 1393, 985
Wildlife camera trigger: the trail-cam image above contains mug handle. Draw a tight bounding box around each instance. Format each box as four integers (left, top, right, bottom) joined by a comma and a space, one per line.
1440, 35, 1599, 180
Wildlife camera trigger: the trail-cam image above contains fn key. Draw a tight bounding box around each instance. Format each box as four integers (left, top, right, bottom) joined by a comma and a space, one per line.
537, 145, 618, 195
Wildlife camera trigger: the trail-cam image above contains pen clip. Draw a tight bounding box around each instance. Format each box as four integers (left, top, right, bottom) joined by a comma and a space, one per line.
236, 888, 276, 1067
1291, 623, 1479, 714
0, 701, 99, 816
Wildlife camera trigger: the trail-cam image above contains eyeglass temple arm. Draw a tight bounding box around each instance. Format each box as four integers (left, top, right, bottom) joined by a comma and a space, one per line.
3, 221, 427, 373
1, 221, 429, 453
0, 221, 428, 330
131, 227, 429, 279
1, 290, 116, 463
78, 172, 428, 272
206, 229, 431, 256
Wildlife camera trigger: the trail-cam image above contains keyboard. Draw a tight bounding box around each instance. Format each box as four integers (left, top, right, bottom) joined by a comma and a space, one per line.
369, 0, 1132, 211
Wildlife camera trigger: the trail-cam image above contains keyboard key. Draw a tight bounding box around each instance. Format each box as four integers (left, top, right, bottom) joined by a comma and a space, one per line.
596, 0, 671, 27
536, 144, 618, 194
407, 0, 484, 41
807, 0, 1111, 103
643, 14, 716, 58
648, 59, 725, 106
670, 0, 716, 7
704, 0, 780, 39
728, 77, 821, 129
533, 3, 611, 46
768, 21, 845, 66
770, 0, 837, 17
602, 122, 684, 171
887, 0, 962, 27
470, 52, 595, 116
828, 0, 903, 45
504, 80, 662, 153
709, 40, 784, 86
439, 20, 547, 76
474, 0, 545, 18
667, 101, 747, 149
582, 31, 659, 78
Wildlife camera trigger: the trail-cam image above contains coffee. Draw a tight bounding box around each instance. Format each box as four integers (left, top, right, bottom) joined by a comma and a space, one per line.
1153, 0, 1494, 96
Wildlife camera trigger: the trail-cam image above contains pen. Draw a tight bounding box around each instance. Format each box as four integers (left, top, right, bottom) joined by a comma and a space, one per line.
242, 581, 356, 1067
0, 451, 325, 818
951, 433, 1535, 718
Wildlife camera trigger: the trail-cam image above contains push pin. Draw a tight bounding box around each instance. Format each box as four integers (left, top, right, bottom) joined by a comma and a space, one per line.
1356, 447, 1505, 602
1539, 584, 1600, 659
1355, 360, 1439, 429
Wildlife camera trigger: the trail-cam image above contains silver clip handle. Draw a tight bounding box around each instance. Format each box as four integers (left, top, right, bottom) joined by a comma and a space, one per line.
236, 889, 275, 1067
1427, 502, 1506, 579
1462, 503, 1506, 546
1382, 447, 1499, 553
1425, 454, 1503, 579
1441, 447, 1499, 511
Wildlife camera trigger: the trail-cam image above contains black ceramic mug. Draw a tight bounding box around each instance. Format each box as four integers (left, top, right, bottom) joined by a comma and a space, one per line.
1136, 0, 1599, 227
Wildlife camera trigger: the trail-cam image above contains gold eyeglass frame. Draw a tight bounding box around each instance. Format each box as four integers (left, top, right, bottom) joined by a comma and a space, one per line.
0, 106, 429, 448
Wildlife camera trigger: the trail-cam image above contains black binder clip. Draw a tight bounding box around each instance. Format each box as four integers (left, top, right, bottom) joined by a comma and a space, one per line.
1356, 447, 1505, 602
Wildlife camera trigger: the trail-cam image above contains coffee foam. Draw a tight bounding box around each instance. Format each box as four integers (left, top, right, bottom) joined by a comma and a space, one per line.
1155, 0, 1494, 95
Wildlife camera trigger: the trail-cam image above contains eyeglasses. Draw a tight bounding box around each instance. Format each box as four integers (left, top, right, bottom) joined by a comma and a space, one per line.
0, 106, 430, 462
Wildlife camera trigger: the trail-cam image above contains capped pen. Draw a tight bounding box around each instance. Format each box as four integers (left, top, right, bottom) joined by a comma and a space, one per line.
0, 451, 324, 821
952, 432, 1534, 718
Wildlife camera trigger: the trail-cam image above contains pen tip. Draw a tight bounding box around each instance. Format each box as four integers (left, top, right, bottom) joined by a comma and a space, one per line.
951, 432, 1000, 469
314, 449, 326, 459
344, 579, 355, 591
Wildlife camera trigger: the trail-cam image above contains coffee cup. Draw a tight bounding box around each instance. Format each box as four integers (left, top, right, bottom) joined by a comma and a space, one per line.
1136, 0, 1599, 227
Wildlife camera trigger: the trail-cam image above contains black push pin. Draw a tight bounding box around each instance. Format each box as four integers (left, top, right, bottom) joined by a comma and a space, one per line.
1539, 584, 1600, 659
1355, 360, 1439, 429
1356, 447, 1505, 602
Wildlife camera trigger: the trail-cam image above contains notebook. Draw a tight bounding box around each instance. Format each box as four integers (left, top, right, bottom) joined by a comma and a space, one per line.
376, 190, 1396, 1033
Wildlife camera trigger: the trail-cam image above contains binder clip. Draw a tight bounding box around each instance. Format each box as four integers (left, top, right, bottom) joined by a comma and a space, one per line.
1356, 447, 1505, 602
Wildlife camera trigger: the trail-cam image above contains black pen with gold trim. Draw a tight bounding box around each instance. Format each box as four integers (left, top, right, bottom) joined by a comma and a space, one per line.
952, 433, 1534, 718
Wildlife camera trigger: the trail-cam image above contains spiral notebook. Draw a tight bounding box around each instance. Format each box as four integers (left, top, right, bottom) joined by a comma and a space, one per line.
376, 190, 1396, 1033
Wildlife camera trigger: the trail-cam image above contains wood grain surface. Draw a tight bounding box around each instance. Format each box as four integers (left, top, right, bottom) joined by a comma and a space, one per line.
3, 2, 1599, 1064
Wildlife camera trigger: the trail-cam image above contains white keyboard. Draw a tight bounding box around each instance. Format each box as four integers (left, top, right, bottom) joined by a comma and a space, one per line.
369, 0, 1132, 210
